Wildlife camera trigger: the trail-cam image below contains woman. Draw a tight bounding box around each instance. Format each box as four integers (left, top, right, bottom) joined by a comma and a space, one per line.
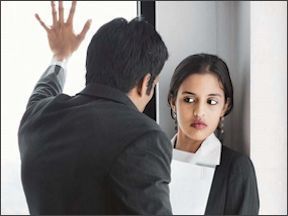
168, 53, 259, 215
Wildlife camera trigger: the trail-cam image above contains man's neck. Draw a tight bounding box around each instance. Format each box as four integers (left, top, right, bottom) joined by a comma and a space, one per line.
127, 91, 144, 112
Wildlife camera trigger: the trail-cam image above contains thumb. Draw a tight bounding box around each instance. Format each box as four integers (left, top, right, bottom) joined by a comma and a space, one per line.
78, 19, 92, 42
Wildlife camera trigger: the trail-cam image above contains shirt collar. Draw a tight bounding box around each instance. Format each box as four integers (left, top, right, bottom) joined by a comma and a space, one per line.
171, 133, 221, 167
77, 83, 138, 111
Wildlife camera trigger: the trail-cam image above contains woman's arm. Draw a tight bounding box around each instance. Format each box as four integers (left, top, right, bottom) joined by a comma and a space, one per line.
225, 154, 260, 215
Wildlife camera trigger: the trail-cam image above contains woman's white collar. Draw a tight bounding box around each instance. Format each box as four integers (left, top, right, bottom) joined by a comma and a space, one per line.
171, 133, 221, 167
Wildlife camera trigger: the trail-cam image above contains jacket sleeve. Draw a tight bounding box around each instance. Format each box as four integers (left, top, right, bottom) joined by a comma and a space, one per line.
107, 130, 172, 215
225, 155, 260, 215
26, 65, 65, 110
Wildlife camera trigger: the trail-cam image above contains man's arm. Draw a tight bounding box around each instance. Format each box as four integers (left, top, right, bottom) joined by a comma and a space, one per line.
108, 130, 173, 215
26, 62, 65, 110
27, 1, 91, 109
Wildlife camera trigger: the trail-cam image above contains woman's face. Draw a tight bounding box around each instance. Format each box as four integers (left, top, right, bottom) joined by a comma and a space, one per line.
172, 73, 229, 142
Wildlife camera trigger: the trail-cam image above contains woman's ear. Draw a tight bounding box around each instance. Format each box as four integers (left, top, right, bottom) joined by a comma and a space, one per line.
169, 97, 176, 112
221, 98, 231, 116
169, 97, 178, 120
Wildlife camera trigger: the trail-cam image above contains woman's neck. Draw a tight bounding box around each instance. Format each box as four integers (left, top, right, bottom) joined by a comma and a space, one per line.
175, 130, 204, 153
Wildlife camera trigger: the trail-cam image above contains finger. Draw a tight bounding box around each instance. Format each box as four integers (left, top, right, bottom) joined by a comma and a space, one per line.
58, 1, 64, 23
35, 13, 49, 32
51, 1, 57, 26
67, 1, 76, 24
77, 19, 92, 41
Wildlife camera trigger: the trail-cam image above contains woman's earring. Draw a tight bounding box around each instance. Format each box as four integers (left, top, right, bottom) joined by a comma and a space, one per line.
220, 116, 224, 134
173, 111, 178, 131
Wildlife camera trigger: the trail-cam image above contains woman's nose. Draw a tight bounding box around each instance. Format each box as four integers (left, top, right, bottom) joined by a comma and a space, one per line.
193, 103, 205, 118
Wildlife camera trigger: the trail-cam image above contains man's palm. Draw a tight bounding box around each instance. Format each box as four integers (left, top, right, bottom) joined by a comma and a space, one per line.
35, 1, 91, 60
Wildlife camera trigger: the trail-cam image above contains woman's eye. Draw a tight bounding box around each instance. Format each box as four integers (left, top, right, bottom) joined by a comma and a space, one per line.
184, 97, 195, 103
208, 99, 218, 105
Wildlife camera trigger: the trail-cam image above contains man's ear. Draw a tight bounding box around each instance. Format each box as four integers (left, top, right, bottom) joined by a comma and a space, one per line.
137, 73, 151, 97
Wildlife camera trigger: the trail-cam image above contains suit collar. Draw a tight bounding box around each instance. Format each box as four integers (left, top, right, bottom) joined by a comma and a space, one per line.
77, 83, 138, 111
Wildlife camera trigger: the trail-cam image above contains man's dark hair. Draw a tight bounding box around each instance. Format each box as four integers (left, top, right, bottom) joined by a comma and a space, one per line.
86, 17, 168, 94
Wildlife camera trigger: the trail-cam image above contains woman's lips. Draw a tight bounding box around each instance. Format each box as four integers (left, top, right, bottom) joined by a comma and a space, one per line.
191, 121, 207, 129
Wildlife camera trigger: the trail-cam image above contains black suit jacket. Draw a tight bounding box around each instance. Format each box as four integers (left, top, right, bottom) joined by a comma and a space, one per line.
18, 65, 172, 215
205, 145, 260, 215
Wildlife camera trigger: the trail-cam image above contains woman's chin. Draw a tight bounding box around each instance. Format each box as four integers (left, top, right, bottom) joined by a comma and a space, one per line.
187, 128, 210, 141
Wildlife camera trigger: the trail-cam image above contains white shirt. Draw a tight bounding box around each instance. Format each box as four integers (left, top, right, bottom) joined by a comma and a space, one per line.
50, 56, 68, 70
170, 133, 222, 215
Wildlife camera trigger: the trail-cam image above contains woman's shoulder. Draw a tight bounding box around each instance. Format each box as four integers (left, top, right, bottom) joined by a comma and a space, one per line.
220, 145, 256, 177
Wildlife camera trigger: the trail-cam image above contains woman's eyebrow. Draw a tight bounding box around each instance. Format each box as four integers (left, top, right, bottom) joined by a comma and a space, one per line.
182, 91, 223, 97
208, 93, 222, 97
182, 91, 196, 95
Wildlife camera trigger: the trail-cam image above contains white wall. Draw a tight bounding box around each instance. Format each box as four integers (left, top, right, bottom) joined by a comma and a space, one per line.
250, 1, 287, 214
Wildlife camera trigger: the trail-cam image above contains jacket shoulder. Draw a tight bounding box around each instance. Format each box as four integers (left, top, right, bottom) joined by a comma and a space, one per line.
221, 145, 256, 178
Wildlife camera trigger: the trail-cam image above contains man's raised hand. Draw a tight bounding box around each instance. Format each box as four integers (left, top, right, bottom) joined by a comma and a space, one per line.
35, 1, 92, 60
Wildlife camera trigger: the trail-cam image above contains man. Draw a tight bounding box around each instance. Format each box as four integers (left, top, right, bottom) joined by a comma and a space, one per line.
18, 1, 171, 215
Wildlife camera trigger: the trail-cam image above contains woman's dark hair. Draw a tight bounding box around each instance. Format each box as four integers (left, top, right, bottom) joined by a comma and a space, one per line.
168, 53, 234, 118
86, 17, 168, 94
